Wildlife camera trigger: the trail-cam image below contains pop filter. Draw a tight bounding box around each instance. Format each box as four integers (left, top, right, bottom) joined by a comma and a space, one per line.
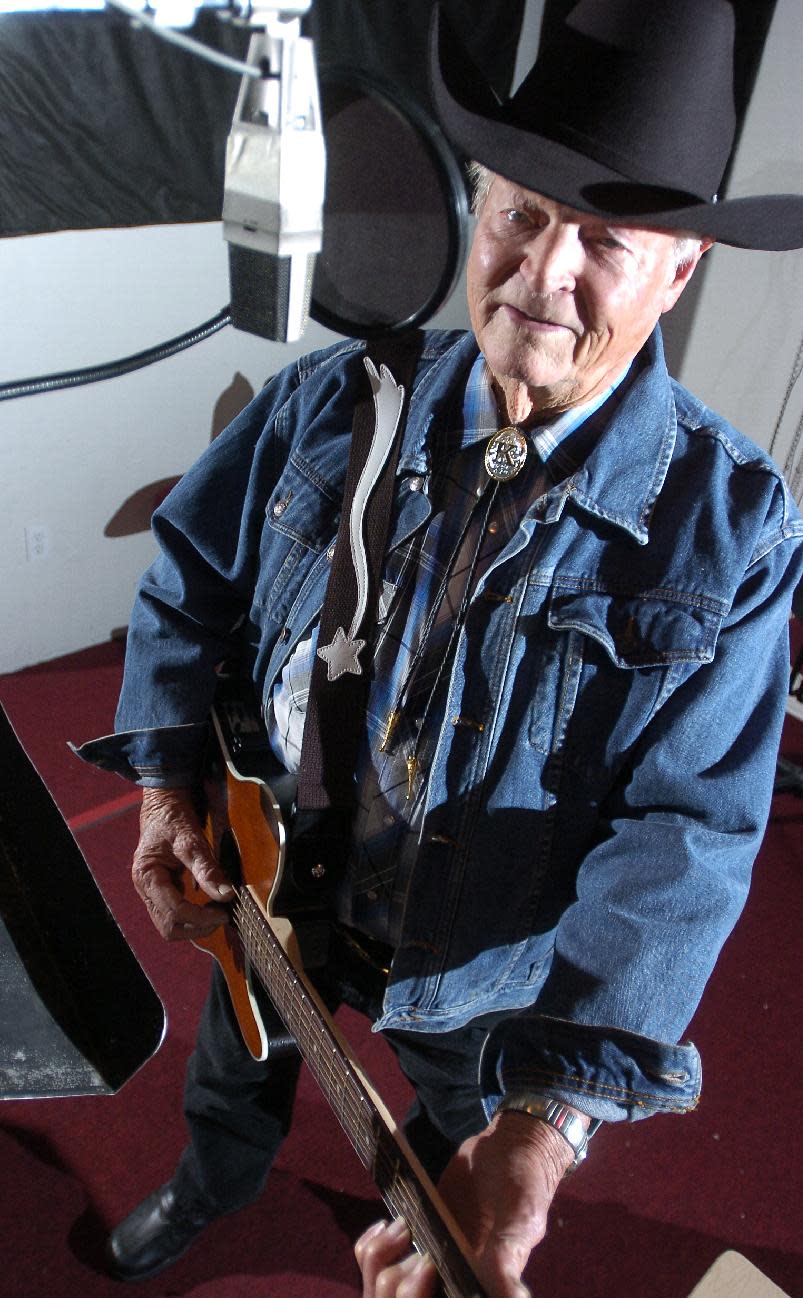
311, 68, 469, 338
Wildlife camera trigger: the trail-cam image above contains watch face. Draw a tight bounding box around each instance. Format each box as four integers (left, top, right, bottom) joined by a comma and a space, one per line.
484, 426, 529, 481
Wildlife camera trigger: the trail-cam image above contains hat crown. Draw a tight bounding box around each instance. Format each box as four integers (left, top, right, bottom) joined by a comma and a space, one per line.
512, 0, 737, 200
431, 0, 803, 248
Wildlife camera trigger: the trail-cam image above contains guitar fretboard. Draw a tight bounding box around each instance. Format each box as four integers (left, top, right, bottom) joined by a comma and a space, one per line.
233, 887, 488, 1298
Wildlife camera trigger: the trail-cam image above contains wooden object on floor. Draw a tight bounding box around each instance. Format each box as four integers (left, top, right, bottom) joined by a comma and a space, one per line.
686, 1252, 791, 1298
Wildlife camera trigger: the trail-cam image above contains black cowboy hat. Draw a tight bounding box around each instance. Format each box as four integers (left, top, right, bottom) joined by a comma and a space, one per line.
430, 0, 803, 250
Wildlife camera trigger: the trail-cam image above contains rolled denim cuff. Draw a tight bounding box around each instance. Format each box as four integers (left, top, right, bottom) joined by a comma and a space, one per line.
480, 1013, 702, 1124
69, 724, 208, 788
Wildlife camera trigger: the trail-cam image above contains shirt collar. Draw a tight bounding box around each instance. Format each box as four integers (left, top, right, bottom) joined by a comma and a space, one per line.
398, 328, 677, 546
459, 353, 631, 478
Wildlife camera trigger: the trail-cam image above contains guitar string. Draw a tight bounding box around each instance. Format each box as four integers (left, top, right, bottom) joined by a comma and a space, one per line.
234, 897, 391, 1156
233, 903, 482, 1298
234, 913, 487, 1298
234, 894, 426, 1194
234, 909, 445, 1258
231, 893, 480, 1295
234, 980, 475, 1293
234, 898, 427, 1212
236, 899, 395, 1155
233, 952, 467, 1298
233, 897, 382, 1137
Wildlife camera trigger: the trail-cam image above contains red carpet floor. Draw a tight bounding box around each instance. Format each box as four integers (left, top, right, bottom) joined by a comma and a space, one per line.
0, 639, 801, 1298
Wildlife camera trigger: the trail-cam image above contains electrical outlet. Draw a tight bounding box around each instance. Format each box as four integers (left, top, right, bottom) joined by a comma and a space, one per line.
25, 524, 50, 562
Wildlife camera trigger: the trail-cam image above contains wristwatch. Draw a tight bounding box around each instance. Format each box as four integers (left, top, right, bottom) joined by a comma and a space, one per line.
497, 1094, 592, 1169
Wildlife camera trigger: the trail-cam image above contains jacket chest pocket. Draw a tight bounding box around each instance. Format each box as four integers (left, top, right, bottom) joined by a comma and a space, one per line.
255, 459, 339, 623
535, 584, 725, 785
548, 586, 723, 669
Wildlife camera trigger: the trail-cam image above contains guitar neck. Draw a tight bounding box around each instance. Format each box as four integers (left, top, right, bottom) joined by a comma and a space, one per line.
233, 886, 489, 1298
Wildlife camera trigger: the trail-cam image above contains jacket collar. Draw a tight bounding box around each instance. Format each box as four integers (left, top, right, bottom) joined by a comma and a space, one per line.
397, 331, 479, 476
556, 328, 676, 545
393, 326, 676, 546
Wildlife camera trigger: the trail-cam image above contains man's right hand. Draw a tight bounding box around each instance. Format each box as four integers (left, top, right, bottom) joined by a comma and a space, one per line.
132, 787, 235, 941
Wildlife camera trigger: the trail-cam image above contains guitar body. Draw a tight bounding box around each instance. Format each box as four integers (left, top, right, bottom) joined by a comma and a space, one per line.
188, 767, 285, 1060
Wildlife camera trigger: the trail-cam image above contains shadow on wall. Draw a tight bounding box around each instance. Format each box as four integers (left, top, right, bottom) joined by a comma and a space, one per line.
103, 371, 255, 538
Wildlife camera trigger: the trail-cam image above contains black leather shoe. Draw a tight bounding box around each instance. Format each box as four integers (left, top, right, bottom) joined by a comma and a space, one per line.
106, 1181, 214, 1281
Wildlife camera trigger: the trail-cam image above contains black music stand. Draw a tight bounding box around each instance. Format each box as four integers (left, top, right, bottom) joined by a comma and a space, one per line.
0, 704, 164, 1099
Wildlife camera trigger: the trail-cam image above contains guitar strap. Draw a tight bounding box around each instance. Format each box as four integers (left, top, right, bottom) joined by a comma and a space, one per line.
292, 330, 424, 884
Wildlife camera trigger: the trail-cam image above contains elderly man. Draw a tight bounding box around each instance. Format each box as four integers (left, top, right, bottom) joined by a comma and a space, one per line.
76, 1, 803, 1295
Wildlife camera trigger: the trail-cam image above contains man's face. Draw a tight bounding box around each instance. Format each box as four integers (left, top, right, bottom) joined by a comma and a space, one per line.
467, 175, 707, 421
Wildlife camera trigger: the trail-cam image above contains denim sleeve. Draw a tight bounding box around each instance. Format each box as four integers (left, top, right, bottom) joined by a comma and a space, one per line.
72, 362, 308, 788
482, 507, 803, 1124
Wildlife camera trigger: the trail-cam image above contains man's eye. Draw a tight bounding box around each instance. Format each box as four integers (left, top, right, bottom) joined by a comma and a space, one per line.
503, 209, 528, 225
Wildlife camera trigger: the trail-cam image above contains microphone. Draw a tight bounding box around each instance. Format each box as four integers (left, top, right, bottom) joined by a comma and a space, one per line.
223, 12, 325, 343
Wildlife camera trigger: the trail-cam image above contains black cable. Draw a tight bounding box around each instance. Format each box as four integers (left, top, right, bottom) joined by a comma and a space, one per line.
0, 307, 233, 402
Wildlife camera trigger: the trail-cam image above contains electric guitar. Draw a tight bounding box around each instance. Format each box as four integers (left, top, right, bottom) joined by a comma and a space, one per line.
182, 684, 490, 1298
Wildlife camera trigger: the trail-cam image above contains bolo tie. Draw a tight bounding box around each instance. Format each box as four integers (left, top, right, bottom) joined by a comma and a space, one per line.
381, 422, 531, 801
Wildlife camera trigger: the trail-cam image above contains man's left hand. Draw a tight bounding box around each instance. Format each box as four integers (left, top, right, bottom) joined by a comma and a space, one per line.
355, 1107, 583, 1298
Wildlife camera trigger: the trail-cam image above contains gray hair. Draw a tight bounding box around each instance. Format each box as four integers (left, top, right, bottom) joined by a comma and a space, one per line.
466, 160, 703, 271
671, 235, 703, 271
467, 160, 494, 216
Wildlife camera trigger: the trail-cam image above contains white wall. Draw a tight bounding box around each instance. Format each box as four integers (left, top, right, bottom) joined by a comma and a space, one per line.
0, 222, 323, 672
0, 220, 468, 674
671, 0, 803, 499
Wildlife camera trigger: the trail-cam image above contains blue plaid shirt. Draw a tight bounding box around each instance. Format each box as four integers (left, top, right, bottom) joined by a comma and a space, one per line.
268, 353, 628, 945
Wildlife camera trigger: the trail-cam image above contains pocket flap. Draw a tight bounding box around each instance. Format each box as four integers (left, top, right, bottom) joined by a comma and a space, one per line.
548, 587, 723, 668
266, 458, 337, 552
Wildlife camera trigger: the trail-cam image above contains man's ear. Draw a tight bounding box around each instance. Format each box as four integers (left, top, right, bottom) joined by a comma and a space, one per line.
661, 238, 714, 314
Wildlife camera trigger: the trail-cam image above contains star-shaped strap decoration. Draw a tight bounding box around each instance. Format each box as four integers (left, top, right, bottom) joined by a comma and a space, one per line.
317, 625, 367, 681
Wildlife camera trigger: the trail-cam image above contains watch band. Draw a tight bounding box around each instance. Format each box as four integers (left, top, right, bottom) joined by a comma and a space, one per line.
497, 1094, 591, 1168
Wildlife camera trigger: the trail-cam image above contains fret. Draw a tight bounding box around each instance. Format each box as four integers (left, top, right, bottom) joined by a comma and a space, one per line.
232, 887, 489, 1298
205, 695, 489, 1296
237, 896, 370, 1141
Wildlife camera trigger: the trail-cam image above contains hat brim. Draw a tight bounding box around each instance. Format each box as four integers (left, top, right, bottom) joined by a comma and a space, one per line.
430, 12, 803, 251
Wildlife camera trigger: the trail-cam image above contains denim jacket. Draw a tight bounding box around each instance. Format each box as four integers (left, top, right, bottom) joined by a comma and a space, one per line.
76, 327, 803, 1124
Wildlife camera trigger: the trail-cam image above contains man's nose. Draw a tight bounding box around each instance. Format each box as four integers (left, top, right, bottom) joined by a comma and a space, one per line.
520, 226, 581, 293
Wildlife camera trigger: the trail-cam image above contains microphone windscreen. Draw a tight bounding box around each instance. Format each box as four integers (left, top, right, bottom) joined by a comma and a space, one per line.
228, 243, 315, 343
311, 77, 466, 337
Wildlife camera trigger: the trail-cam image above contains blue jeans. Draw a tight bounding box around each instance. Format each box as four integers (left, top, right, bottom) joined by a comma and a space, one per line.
173, 950, 489, 1218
